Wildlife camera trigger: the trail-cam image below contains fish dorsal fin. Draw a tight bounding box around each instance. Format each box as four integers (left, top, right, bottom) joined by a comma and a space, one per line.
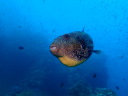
82, 26, 85, 32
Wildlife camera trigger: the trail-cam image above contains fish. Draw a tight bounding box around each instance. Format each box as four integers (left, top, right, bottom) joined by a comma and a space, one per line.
18, 46, 24, 50
92, 73, 97, 78
50, 28, 101, 67
60, 82, 64, 88
115, 86, 120, 90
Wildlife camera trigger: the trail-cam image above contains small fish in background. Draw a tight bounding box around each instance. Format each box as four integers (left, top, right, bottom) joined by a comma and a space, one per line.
60, 82, 64, 88
115, 86, 120, 90
18, 25, 22, 28
18, 46, 24, 50
50, 28, 101, 67
92, 73, 97, 78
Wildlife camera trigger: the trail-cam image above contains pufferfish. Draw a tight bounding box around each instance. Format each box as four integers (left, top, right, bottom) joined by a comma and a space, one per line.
50, 29, 100, 67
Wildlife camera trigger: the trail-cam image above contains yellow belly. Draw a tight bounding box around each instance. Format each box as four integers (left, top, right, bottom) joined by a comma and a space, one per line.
58, 56, 86, 67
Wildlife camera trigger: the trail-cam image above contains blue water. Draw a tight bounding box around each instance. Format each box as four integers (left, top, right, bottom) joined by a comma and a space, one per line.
0, 0, 128, 96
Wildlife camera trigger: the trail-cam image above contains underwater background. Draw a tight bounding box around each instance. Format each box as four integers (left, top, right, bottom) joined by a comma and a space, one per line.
0, 0, 128, 96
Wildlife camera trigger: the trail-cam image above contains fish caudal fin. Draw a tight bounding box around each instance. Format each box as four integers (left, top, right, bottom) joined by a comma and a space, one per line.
93, 50, 101, 54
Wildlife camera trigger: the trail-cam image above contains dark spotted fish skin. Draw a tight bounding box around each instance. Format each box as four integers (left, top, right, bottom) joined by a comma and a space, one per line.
50, 31, 93, 61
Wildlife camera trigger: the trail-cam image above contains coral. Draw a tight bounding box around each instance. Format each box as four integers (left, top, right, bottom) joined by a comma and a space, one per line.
15, 90, 33, 96
68, 81, 118, 96
69, 81, 92, 96
94, 88, 117, 96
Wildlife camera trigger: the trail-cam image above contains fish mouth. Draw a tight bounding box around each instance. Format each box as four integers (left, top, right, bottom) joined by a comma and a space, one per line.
50, 45, 57, 50
50, 45, 63, 57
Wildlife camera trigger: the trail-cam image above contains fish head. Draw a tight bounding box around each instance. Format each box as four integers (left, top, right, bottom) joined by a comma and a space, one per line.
50, 34, 71, 57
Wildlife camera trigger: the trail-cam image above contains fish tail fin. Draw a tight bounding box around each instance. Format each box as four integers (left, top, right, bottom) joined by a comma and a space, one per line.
93, 50, 101, 54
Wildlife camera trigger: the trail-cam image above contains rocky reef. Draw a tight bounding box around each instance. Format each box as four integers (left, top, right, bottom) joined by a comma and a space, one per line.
5, 81, 117, 96
4, 61, 117, 96
69, 81, 117, 96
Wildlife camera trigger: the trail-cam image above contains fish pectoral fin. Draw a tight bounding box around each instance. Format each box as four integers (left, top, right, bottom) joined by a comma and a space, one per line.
93, 50, 102, 54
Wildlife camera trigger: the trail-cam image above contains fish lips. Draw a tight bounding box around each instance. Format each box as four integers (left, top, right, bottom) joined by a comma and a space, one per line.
50, 45, 61, 57
50, 45, 57, 51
